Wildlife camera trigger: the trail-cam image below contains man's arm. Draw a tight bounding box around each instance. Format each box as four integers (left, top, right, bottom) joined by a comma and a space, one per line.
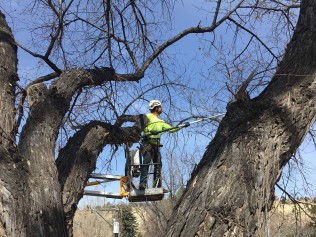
165, 121, 190, 133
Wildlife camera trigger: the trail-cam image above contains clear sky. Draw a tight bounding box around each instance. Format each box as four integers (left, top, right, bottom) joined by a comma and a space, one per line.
1, 0, 315, 206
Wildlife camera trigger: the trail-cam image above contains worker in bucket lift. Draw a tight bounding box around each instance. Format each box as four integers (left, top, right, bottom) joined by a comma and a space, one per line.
139, 100, 190, 190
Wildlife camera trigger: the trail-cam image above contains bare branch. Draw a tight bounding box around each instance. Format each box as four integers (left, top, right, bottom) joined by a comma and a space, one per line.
16, 41, 62, 74
141, 0, 246, 72
227, 17, 279, 60
211, 0, 222, 27
27, 72, 60, 88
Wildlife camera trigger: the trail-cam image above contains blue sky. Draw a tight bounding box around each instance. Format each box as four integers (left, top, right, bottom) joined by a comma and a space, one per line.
1, 0, 315, 206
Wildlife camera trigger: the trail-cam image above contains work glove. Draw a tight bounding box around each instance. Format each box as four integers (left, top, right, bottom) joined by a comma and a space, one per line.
183, 122, 190, 127
150, 130, 159, 135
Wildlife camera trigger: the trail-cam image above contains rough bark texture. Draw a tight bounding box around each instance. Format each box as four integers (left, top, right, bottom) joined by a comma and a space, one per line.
0, 12, 30, 237
0, 11, 143, 237
56, 121, 141, 237
165, 1, 316, 236
0, 11, 17, 149
1, 0, 316, 236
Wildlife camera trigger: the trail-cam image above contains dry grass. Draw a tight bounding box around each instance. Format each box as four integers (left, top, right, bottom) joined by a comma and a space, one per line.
73, 201, 316, 237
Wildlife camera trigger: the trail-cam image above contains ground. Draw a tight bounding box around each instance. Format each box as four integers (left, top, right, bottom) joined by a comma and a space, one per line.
73, 200, 316, 237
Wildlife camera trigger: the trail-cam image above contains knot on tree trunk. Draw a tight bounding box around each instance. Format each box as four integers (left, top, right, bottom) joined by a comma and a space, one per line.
27, 83, 48, 107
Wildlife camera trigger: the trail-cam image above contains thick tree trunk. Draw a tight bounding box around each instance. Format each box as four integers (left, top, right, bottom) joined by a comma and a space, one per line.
56, 121, 141, 236
0, 11, 142, 236
0, 12, 35, 237
0, 12, 17, 149
165, 1, 316, 236
1, 0, 315, 236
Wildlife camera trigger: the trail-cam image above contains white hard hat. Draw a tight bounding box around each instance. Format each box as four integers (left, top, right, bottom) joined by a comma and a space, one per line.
148, 100, 162, 110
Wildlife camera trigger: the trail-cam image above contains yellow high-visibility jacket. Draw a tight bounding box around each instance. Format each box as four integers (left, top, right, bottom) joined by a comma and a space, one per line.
143, 113, 181, 145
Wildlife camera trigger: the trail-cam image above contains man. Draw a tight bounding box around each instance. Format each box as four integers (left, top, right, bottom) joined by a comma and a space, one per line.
139, 100, 189, 190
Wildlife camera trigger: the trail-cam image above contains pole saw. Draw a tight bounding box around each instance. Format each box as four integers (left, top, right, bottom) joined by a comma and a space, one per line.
149, 112, 226, 135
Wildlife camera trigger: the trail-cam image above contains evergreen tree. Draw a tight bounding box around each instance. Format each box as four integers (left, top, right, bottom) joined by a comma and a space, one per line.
119, 205, 139, 237
309, 205, 316, 231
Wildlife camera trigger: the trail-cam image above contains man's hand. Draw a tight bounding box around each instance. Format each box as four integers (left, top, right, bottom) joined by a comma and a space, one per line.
150, 130, 159, 135
183, 122, 190, 127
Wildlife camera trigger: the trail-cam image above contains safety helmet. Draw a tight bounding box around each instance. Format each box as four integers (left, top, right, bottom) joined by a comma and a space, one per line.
148, 100, 162, 110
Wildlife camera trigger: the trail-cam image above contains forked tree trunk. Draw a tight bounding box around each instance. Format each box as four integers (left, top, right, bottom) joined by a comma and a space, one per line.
0, 11, 72, 234
56, 121, 141, 237
1, 1, 316, 236
165, 1, 316, 236
0, 11, 58, 237
0, 11, 140, 237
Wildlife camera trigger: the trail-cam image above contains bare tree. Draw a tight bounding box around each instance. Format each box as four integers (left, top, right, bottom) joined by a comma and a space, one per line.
164, 0, 316, 236
1, 0, 315, 237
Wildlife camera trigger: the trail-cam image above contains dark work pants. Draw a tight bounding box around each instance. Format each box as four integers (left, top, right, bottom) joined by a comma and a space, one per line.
139, 143, 162, 188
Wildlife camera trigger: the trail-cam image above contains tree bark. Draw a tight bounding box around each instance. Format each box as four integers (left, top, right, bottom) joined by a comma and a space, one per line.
0, 12, 33, 237
1, 0, 316, 236
165, 1, 316, 236
56, 121, 142, 236
0, 11, 143, 237
0, 12, 17, 149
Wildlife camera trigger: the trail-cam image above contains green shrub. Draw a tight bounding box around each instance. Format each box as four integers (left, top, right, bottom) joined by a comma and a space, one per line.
310, 205, 316, 228
119, 205, 139, 237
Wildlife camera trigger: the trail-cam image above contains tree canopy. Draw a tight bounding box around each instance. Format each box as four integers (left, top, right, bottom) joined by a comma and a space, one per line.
0, 0, 315, 236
